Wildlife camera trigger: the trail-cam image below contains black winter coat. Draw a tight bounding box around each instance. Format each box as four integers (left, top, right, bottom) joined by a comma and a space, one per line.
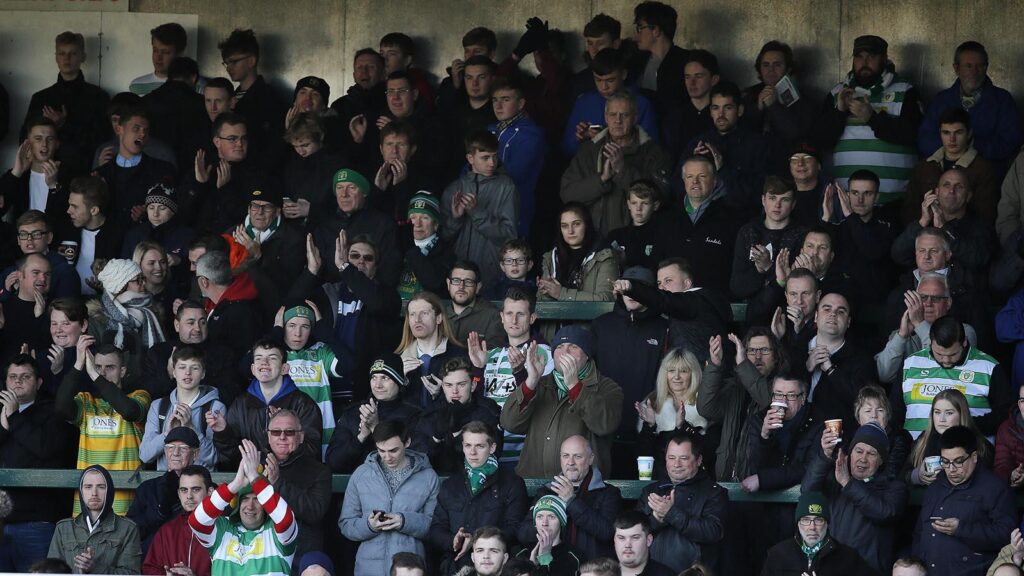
762, 535, 878, 576
636, 470, 728, 573
429, 467, 529, 575
591, 300, 669, 436
0, 393, 76, 523
22, 73, 110, 174
667, 195, 742, 294
747, 405, 820, 491
801, 448, 908, 572
276, 451, 332, 563
93, 153, 177, 229
624, 281, 732, 365
326, 396, 421, 473
309, 205, 401, 287
413, 395, 501, 475
518, 468, 622, 562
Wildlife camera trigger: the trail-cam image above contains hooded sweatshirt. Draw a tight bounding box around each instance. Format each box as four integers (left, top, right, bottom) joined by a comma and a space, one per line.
440, 170, 519, 288
139, 384, 226, 469
49, 465, 143, 574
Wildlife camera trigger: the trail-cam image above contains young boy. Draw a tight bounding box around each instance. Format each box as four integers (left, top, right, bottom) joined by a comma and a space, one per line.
606, 179, 675, 271
139, 345, 225, 470
56, 337, 151, 515
441, 130, 518, 288
484, 238, 536, 299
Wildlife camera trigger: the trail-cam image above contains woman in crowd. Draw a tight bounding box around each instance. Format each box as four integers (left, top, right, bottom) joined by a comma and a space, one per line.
854, 385, 913, 480
88, 259, 166, 379
907, 388, 992, 485
636, 348, 709, 477
538, 202, 618, 302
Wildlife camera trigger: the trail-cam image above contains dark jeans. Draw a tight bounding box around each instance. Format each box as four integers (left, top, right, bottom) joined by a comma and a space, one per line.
0, 521, 56, 572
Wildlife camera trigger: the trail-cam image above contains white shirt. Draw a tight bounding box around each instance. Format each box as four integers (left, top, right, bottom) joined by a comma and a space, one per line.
28, 171, 48, 211
77, 228, 99, 295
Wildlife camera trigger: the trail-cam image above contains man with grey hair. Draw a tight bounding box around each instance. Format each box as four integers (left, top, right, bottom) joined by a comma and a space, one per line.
195, 250, 263, 364
876, 272, 978, 385
884, 226, 986, 345
561, 90, 670, 235
892, 168, 996, 273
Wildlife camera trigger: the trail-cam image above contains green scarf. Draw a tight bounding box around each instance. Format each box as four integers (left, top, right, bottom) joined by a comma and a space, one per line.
465, 455, 498, 495
800, 537, 826, 562
552, 359, 594, 400
245, 214, 281, 243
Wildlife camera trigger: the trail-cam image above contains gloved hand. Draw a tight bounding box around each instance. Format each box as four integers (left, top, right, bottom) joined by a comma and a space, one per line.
513, 17, 549, 59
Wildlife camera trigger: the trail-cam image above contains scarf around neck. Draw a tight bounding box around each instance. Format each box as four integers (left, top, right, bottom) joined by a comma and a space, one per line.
465, 455, 499, 495
244, 214, 281, 244
552, 358, 594, 399
101, 290, 165, 349
801, 535, 826, 562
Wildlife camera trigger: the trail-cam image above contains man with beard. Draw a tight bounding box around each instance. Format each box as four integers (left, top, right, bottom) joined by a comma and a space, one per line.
761, 492, 874, 575
518, 435, 621, 562
918, 41, 1021, 175
897, 315, 1011, 439
446, 261, 503, 345
817, 35, 922, 213
464, 527, 511, 576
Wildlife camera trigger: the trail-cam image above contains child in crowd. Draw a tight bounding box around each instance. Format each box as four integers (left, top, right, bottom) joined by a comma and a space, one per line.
607, 178, 676, 271
484, 238, 536, 299
139, 345, 225, 470
441, 130, 518, 289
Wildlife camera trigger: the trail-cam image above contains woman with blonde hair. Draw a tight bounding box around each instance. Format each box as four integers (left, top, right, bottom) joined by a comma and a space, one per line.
131, 240, 183, 326
907, 388, 992, 485
395, 291, 465, 406
853, 384, 913, 479
636, 348, 710, 477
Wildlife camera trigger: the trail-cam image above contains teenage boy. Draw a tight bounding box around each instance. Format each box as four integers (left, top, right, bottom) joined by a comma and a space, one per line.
23, 31, 110, 175
441, 131, 518, 288
607, 179, 675, 272
139, 345, 225, 470
1, 117, 71, 226
93, 108, 176, 229
129, 23, 188, 96
483, 238, 536, 299
731, 175, 805, 317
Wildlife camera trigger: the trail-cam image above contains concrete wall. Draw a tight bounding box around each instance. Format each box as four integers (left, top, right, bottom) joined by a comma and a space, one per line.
127, 0, 1024, 108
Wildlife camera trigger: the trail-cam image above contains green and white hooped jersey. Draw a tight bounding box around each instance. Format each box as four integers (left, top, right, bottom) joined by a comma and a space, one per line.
830, 73, 917, 203
483, 343, 553, 464
901, 346, 998, 439
287, 342, 338, 457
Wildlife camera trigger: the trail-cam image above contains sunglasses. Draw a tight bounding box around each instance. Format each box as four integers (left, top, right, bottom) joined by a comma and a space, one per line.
268, 428, 299, 438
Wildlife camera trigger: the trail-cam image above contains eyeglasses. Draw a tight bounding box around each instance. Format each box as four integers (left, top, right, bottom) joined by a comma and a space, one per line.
798, 517, 826, 527
634, 24, 652, 32
164, 445, 193, 454
919, 295, 951, 303
268, 428, 299, 438
348, 253, 375, 262
449, 277, 478, 287
746, 347, 772, 356
216, 135, 248, 144
222, 55, 251, 67
501, 258, 528, 266
940, 453, 974, 469
384, 88, 412, 96
789, 154, 814, 163
249, 202, 275, 213
772, 392, 804, 401
17, 231, 47, 240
